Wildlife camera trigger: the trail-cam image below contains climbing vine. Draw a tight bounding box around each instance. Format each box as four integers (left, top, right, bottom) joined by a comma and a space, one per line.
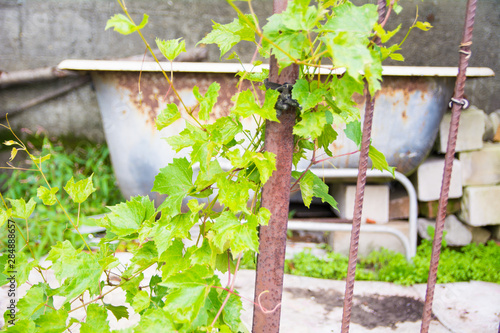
0, 0, 431, 331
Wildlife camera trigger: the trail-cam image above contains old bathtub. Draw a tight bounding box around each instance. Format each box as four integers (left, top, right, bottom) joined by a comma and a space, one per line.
58, 60, 494, 202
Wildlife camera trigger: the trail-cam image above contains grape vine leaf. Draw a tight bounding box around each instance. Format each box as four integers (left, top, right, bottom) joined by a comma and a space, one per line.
231, 89, 280, 122
98, 196, 155, 236
292, 171, 338, 210
0, 208, 11, 228
153, 158, 194, 217
8, 198, 36, 219
13, 251, 38, 286
80, 304, 110, 333
33, 308, 68, 333
208, 211, 259, 254
105, 13, 149, 35
154, 213, 195, 256
36, 186, 58, 206
156, 104, 181, 131
156, 37, 186, 61
193, 82, 220, 121
344, 120, 362, 149
3, 319, 36, 333
292, 79, 327, 111
16, 284, 46, 321
64, 175, 96, 204
293, 110, 327, 139
133, 308, 176, 333
132, 290, 151, 313
216, 177, 254, 214
104, 303, 129, 321
198, 14, 256, 57
369, 145, 396, 177
166, 122, 208, 152
206, 117, 243, 145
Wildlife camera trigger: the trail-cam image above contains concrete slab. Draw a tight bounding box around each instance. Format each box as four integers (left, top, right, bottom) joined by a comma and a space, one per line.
2, 253, 499, 332
233, 270, 453, 333
413, 281, 500, 333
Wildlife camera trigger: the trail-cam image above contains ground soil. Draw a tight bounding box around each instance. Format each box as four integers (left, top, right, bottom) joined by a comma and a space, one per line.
285, 287, 431, 329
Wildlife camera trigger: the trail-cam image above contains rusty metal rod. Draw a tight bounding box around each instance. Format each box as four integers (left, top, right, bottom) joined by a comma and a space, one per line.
340, 1, 386, 331
420, 0, 477, 332
252, 57, 298, 332
252, 2, 298, 331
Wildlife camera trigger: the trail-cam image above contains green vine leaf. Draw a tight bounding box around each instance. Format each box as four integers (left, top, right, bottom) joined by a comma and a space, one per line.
34, 308, 68, 333
3, 319, 36, 333
132, 290, 151, 313
64, 174, 96, 204
153, 158, 194, 217
80, 304, 111, 333
369, 144, 396, 177
293, 110, 327, 140
134, 308, 176, 333
97, 196, 155, 236
193, 82, 220, 121
0, 208, 12, 227
156, 37, 186, 61
36, 186, 58, 206
156, 104, 181, 131
217, 177, 254, 214
344, 120, 362, 149
8, 198, 36, 219
105, 13, 149, 35
292, 79, 327, 111
198, 14, 257, 57
16, 284, 47, 321
292, 170, 338, 210
104, 303, 129, 322
231, 89, 280, 122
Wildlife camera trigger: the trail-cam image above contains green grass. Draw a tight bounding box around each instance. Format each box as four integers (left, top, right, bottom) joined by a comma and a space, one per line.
283, 239, 500, 285
0, 134, 124, 258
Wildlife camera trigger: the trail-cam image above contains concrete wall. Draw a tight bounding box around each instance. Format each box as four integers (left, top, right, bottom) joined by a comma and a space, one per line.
0, 0, 498, 141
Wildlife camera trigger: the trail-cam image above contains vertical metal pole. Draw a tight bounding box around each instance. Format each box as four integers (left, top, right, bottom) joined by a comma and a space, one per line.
420, 0, 477, 332
252, 1, 299, 331
340, 1, 386, 332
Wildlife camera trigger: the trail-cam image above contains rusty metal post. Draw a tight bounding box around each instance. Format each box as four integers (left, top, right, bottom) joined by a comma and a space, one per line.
252, 1, 298, 332
420, 0, 477, 332
340, 1, 386, 332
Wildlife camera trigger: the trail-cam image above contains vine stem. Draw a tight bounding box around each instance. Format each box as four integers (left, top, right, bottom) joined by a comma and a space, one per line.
210, 253, 243, 327
68, 263, 156, 313
116, 0, 204, 129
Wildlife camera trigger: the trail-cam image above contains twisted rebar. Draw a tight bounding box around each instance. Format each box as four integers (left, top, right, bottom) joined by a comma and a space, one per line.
420, 0, 477, 332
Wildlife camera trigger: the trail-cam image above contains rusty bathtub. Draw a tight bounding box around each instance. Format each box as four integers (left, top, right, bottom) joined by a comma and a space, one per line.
58, 60, 494, 202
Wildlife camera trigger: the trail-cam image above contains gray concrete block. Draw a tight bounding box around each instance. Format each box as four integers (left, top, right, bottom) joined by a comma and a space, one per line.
331, 183, 390, 223
466, 226, 491, 244
439, 106, 485, 153
460, 185, 500, 226
459, 142, 500, 186
417, 215, 472, 246
412, 157, 462, 202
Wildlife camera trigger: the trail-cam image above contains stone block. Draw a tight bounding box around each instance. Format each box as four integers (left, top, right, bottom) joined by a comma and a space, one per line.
483, 109, 500, 141
489, 225, 500, 240
417, 215, 472, 246
418, 199, 461, 218
412, 157, 462, 202
438, 106, 485, 153
389, 195, 409, 220
466, 226, 491, 244
329, 221, 409, 256
331, 183, 389, 223
459, 143, 500, 186
460, 185, 500, 226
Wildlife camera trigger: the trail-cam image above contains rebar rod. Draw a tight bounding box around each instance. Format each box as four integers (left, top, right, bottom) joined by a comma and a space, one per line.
340, 1, 386, 331
420, 0, 477, 332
